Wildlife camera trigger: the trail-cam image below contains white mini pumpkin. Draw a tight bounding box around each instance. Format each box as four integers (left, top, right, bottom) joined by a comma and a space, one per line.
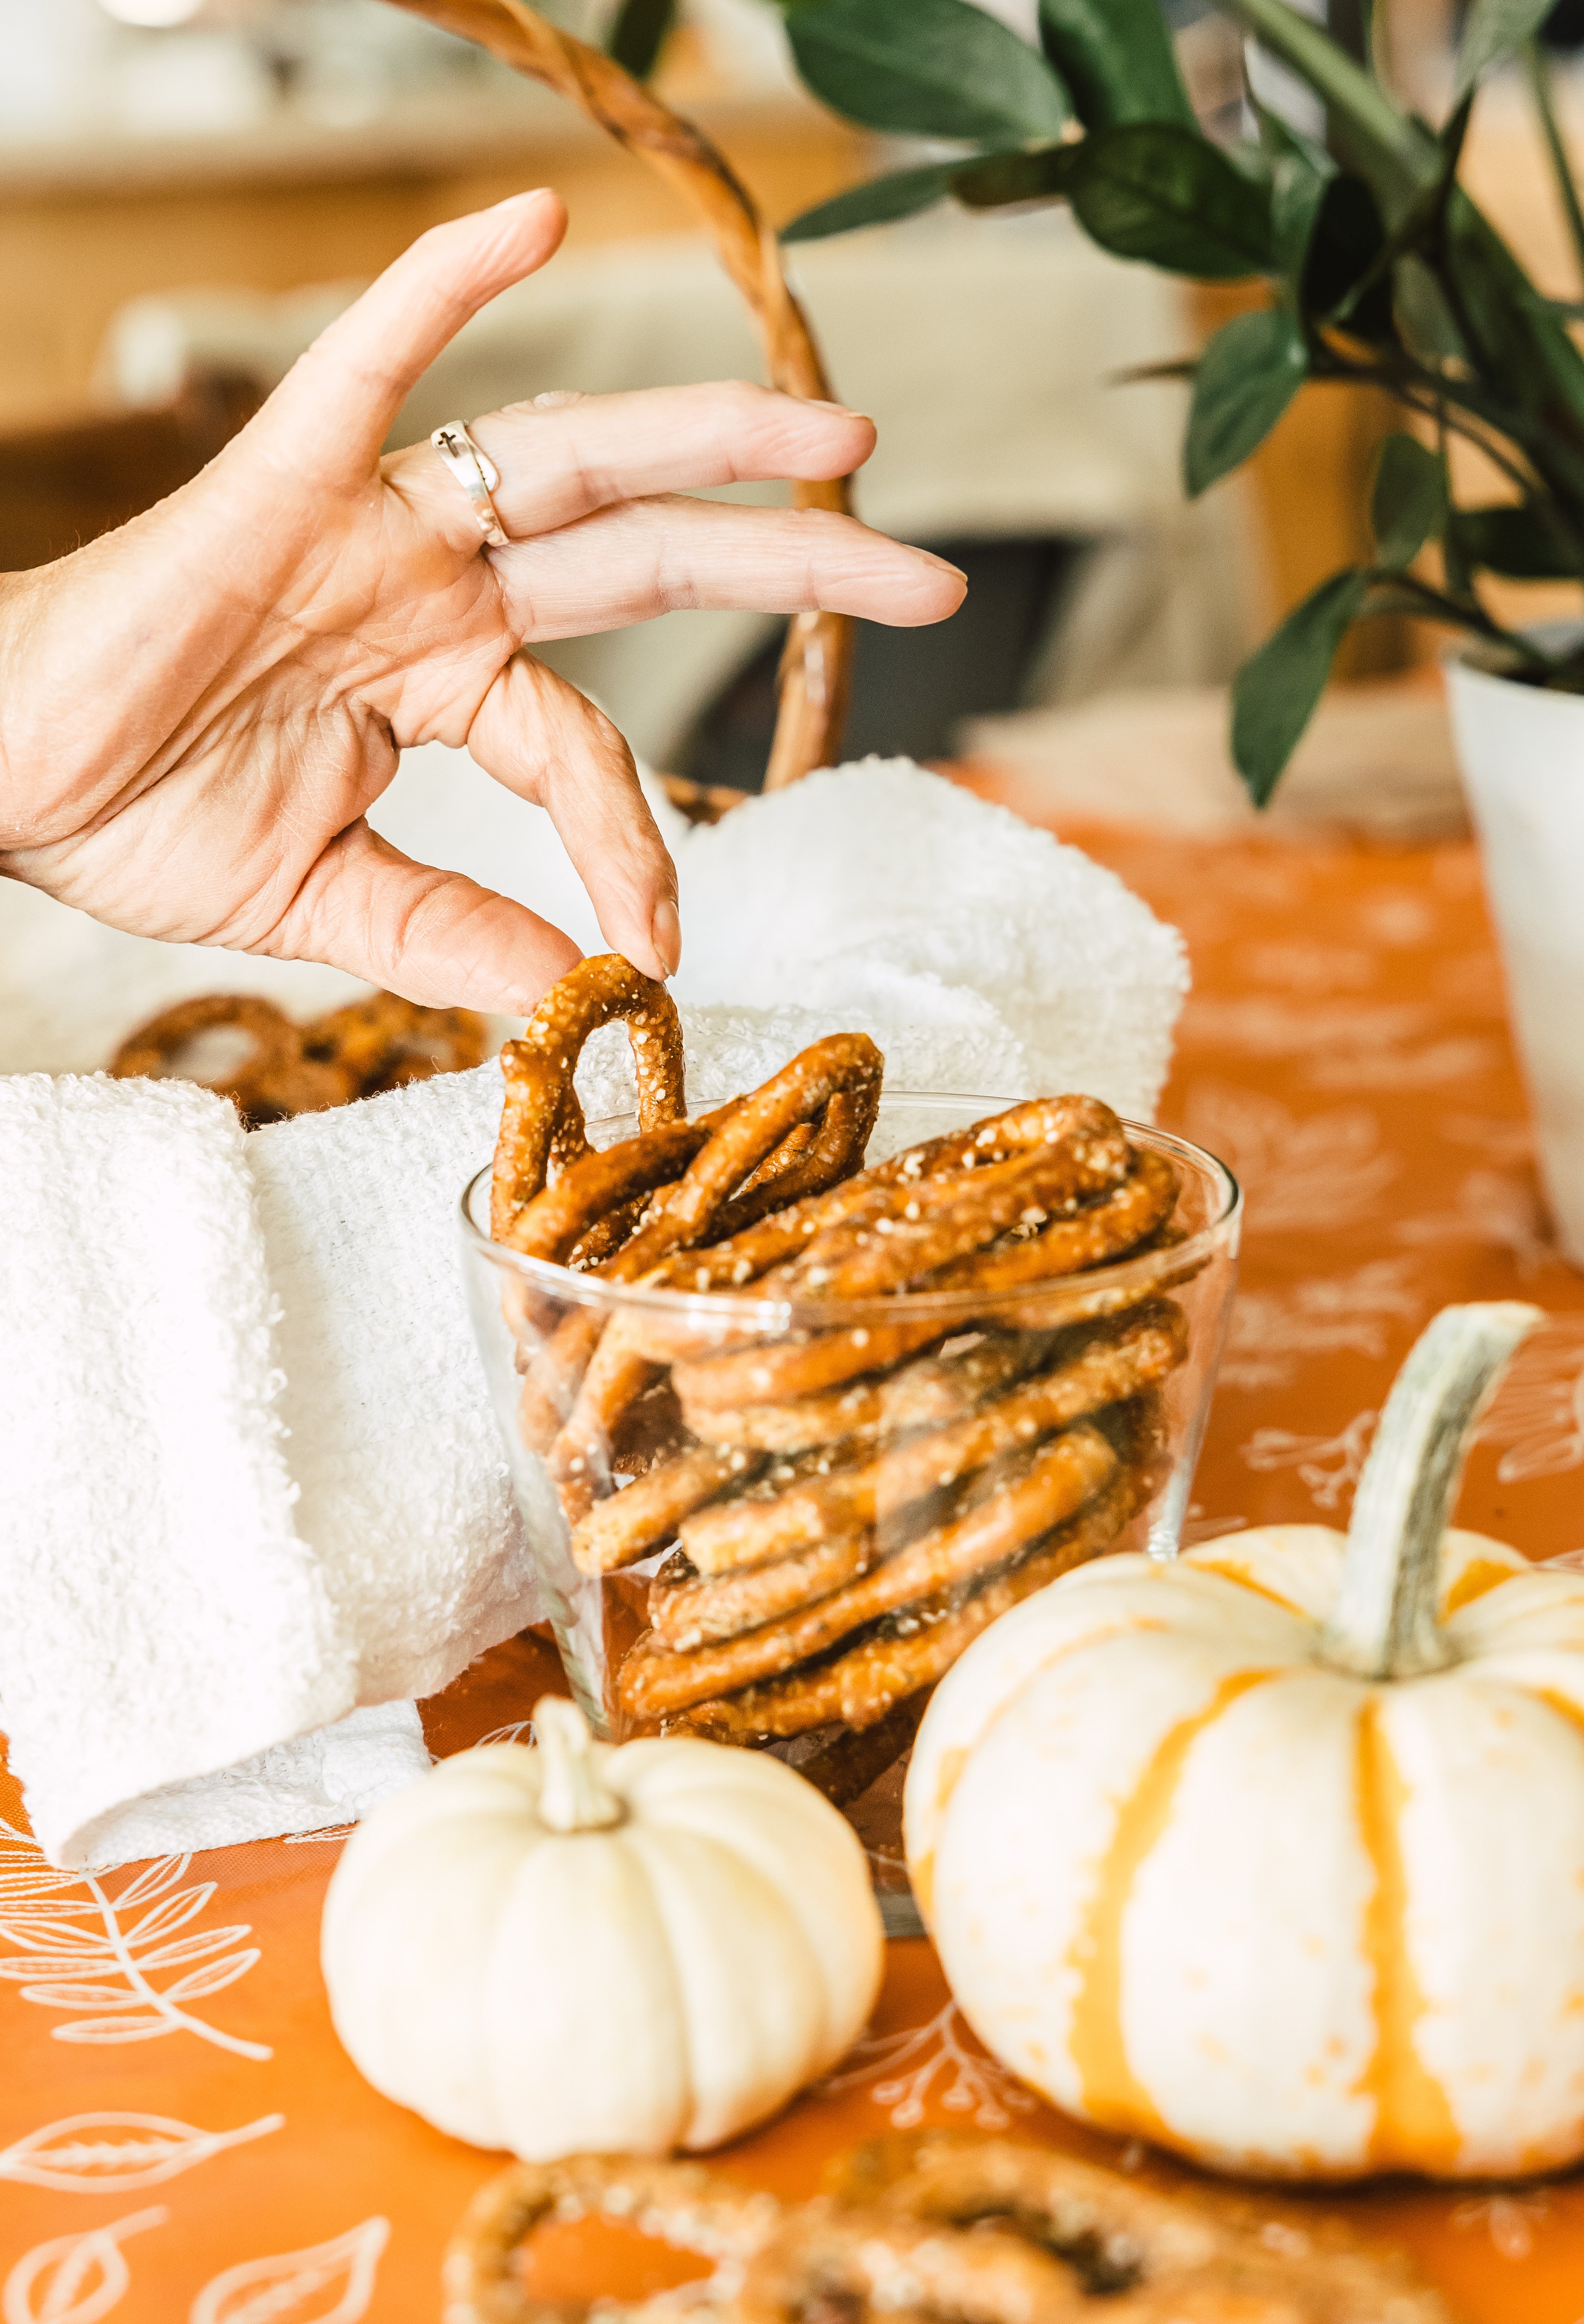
907, 1301, 1584, 2180
323, 1697, 883, 2158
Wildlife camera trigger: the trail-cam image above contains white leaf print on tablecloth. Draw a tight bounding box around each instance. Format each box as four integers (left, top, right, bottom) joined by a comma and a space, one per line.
0, 1820, 269, 2061
1184, 997, 1434, 1059
1397, 1170, 1553, 1274
1242, 1410, 1378, 1512
1479, 1318, 1584, 1482
0, 2112, 283, 2194
189, 2219, 388, 2324
1175, 1086, 1395, 1235
3, 2206, 166, 2324
817, 2003, 1035, 2132
1308, 1035, 1503, 1091
1219, 1259, 1423, 1391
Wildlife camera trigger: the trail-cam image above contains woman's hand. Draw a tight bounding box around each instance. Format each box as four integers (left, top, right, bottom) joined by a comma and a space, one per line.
0, 191, 963, 1011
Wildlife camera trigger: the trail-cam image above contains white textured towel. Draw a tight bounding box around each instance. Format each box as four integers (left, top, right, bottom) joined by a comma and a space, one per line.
0, 761, 1186, 1868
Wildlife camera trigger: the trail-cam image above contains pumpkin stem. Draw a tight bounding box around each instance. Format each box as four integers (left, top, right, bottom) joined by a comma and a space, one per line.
532, 1695, 627, 1833
1321, 1302, 1542, 1680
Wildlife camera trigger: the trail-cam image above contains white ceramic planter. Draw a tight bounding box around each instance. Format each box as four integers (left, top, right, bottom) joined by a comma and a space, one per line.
1447, 652, 1584, 1264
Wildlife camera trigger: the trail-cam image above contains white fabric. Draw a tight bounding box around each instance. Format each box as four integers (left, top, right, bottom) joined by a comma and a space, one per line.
97, 212, 1265, 766
0, 759, 1185, 1869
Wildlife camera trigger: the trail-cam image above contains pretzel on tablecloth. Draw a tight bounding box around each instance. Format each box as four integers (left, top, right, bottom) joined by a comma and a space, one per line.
811, 2132, 1456, 2324
441, 2153, 784, 2324
443, 2136, 1452, 2324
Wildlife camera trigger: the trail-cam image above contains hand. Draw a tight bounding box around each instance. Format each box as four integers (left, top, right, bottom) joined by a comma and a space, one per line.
0, 191, 964, 1011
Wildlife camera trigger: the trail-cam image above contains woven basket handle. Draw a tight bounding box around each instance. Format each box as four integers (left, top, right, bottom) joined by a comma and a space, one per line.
387, 0, 854, 790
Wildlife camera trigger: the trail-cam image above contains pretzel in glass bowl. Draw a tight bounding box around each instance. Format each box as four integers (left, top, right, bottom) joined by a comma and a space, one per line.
460, 958, 1239, 1908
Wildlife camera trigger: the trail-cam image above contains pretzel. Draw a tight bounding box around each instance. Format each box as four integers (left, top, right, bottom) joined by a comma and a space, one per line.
570, 1445, 764, 1576
817, 2133, 1455, 2324
300, 992, 487, 1092
737, 2202, 1073, 2324
110, 993, 359, 1123
669, 1317, 949, 1414
678, 1328, 1065, 1452
618, 1425, 1119, 1720
678, 1304, 1187, 1578
540, 1041, 884, 1488
768, 1097, 1130, 1301
677, 1460, 1145, 1740
441, 2153, 784, 2324
649, 1532, 875, 1652
492, 955, 687, 1247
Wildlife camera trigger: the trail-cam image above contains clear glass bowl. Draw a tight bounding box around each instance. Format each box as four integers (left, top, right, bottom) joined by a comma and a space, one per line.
460, 1095, 1240, 1903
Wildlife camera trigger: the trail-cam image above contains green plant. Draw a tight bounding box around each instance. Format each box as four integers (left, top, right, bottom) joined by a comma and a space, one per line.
610, 0, 1584, 800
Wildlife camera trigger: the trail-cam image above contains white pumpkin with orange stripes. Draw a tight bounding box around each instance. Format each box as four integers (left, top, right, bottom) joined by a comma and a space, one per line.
905, 1301, 1584, 2181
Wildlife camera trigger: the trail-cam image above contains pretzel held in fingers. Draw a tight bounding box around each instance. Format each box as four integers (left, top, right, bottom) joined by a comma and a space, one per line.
492, 954, 686, 1248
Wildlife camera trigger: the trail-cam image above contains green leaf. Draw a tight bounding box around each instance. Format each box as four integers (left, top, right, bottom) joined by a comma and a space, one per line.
606, 0, 677, 78
952, 141, 1083, 209
1231, 570, 1369, 803
1035, 0, 1194, 130
781, 161, 970, 242
1370, 434, 1447, 566
1392, 253, 1467, 360
781, 0, 1068, 143
1073, 124, 1274, 276
965, 120, 1273, 276
956, 125, 1274, 277
1270, 151, 1331, 289
1456, 0, 1553, 93
1451, 502, 1581, 579
1184, 306, 1308, 496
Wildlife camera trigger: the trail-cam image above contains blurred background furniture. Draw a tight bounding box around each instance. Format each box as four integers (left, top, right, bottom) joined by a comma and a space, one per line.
4, 0, 1583, 778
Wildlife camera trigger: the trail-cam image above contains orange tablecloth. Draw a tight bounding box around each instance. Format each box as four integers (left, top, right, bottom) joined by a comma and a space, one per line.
7, 812, 1584, 2321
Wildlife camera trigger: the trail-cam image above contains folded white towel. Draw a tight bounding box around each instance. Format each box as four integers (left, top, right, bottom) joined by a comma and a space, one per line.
0, 762, 1187, 1868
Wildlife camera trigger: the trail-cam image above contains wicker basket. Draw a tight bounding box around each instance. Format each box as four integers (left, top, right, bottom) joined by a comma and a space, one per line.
389, 0, 854, 815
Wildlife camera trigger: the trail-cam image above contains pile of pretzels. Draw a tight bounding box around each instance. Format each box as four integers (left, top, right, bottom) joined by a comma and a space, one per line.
490, 957, 1197, 1750
442, 2130, 1453, 2324
111, 989, 487, 1124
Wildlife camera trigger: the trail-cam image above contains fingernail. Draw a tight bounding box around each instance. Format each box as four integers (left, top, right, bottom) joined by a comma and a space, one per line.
651, 897, 681, 977
811, 399, 873, 421
925, 552, 967, 581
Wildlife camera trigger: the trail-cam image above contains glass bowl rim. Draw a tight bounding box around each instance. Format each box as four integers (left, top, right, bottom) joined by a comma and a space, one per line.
459, 1097, 1241, 1329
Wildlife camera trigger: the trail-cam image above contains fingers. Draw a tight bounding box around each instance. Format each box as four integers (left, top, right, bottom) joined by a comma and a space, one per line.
266, 817, 584, 1016
257, 190, 569, 483
388, 380, 878, 543
495, 495, 967, 639
468, 654, 681, 982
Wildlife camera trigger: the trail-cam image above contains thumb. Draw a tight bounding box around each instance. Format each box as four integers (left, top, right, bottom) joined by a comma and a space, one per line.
254, 189, 568, 481
261, 818, 582, 1015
